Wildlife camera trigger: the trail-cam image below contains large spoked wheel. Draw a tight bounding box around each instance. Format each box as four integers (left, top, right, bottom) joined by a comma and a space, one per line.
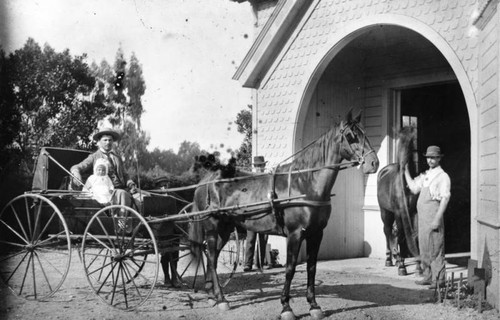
0, 194, 71, 300
173, 203, 241, 291
81, 205, 159, 310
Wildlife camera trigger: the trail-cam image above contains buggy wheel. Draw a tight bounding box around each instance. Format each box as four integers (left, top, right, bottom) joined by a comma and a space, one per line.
0, 194, 71, 300
174, 203, 241, 290
216, 228, 241, 287
81, 205, 159, 310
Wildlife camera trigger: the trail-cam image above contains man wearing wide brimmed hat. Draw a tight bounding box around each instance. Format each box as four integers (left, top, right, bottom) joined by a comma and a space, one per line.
71, 127, 137, 207
404, 145, 450, 290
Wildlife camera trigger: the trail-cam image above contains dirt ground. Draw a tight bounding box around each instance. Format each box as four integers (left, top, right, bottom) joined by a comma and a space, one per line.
1, 257, 498, 320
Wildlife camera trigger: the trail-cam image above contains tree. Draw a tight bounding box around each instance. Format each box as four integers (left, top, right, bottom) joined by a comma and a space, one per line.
118, 119, 150, 173
0, 49, 20, 174
8, 38, 114, 162
235, 104, 252, 168
108, 47, 127, 127
126, 52, 146, 128
177, 141, 202, 173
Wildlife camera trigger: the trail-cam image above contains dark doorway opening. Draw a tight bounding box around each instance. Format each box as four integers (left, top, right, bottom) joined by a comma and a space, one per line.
400, 82, 470, 254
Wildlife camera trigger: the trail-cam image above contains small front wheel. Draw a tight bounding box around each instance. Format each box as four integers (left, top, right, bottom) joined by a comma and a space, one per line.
80, 205, 159, 310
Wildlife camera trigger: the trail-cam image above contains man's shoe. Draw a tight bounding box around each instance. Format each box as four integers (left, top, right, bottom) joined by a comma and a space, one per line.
243, 266, 252, 272
415, 279, 432, 286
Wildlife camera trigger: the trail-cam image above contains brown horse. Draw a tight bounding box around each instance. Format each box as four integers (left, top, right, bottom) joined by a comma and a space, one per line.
189, 110, 379, 320
376, 126, 420, 275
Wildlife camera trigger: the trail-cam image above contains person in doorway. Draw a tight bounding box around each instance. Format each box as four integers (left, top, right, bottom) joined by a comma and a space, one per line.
244, 156, 269, 272
83, 158, 114, 205
404, 145, 450, 289
71, 127, 137, 207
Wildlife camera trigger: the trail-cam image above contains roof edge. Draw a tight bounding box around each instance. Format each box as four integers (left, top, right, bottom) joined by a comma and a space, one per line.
233, 0, 312, 88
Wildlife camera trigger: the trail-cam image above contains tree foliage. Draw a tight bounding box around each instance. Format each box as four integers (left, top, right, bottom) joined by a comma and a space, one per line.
1, 38, 250, 198
126, 53, 145, 128
0, 49, 20, 170
234, 104, 252, 168
7, 38, 114, 162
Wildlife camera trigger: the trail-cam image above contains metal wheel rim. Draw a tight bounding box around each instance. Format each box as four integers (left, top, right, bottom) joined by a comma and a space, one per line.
0, 193, 72, 300
80, 204, 159, 310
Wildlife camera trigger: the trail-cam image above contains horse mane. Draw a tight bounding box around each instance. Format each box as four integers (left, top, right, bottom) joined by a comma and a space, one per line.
192, 153, 237, 179
396, 126, 417, 168
284, 123, 340, 171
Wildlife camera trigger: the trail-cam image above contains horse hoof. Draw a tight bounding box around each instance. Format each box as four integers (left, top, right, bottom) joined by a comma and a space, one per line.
207, 298, 217, 307
398, 268, 408, 276
217, 301, 230, 311
385, 260, 393, 267
310, 308, 325, 320
280, 311, 296, 320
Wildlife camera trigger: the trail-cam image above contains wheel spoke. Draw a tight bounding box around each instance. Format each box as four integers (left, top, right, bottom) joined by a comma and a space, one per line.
82, 205, 158, 310
0, 195, 71, 301
0, 219, 30, 246
122, 260, 143, 297
95, 216, 117, 251
19, 252, 33, 296
8, 204, 30, 243
3, 250, 30, 283
32, 202, 43, 243
35, 231, 66, 247
86, 233, 116, 252
33, 210, 58, 244
33, 251, 53, 293
24, 198, 33, 240
119, 263, 129, 309
34, 250, 67, 277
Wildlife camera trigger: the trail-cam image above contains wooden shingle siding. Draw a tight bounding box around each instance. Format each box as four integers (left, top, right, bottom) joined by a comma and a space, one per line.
477, 7, 499, 225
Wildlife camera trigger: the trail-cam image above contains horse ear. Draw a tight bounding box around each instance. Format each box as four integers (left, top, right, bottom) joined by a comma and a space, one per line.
353, 110, 363, 123
346, 109, 354, 122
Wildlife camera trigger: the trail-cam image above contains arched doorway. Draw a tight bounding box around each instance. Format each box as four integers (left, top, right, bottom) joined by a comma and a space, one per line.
298, 24, 471, 259
399, 83, 470, 253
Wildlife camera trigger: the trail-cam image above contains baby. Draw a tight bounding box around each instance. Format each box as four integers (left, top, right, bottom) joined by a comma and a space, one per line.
83, 158, 114, 204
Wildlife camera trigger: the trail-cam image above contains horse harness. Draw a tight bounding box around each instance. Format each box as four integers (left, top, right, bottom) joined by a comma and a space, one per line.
200, 120, 375, 230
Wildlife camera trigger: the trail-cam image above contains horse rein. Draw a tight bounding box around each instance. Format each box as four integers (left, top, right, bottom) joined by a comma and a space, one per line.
339, 121, 375, 167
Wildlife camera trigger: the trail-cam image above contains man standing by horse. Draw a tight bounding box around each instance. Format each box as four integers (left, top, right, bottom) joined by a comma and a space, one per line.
243, 156, 269, 272
404, 145, 450, 289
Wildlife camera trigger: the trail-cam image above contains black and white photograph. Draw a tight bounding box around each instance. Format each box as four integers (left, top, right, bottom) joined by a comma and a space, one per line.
1, 1, 499, 319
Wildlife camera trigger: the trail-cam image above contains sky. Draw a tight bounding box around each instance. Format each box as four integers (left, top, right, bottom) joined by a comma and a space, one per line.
0, 0, 255, 154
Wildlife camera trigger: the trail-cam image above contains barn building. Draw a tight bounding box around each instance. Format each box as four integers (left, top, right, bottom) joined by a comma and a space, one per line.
232, 0, 499, 309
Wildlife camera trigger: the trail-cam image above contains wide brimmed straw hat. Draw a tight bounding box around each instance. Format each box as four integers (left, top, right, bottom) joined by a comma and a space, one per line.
93, 128, 120, 142
423, 145, 443, 157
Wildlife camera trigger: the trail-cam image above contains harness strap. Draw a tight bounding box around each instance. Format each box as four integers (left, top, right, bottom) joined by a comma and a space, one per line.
269, 166, 285, 232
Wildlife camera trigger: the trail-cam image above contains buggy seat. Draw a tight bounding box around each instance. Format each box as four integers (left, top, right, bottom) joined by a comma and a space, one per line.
32, 147, 92, 191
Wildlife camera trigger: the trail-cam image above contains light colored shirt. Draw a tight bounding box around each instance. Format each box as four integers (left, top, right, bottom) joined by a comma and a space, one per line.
408, 166, 451, 201
84, 175, 114, 204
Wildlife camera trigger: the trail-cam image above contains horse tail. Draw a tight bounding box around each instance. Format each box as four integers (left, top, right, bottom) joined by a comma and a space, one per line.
399, 170, 419, 257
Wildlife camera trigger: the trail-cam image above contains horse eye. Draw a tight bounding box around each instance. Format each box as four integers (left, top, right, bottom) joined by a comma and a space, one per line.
346, 132, 358, 144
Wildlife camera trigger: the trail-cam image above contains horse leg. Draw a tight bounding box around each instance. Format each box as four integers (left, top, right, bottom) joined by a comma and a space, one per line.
280, 231, 302, 320
381, 209, 395, 267
160, 253, 171, 285
396, 219, 408, 276
306, 230, 325, 320
415, 260, 423, 276
205, 231, 229, 310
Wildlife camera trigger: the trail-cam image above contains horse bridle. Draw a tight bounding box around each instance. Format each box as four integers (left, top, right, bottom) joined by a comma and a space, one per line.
339, 121, 375, 166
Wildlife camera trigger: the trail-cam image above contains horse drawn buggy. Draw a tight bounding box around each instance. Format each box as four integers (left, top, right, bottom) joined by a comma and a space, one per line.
0, 111, 380, 320
0, 147, 242, 310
